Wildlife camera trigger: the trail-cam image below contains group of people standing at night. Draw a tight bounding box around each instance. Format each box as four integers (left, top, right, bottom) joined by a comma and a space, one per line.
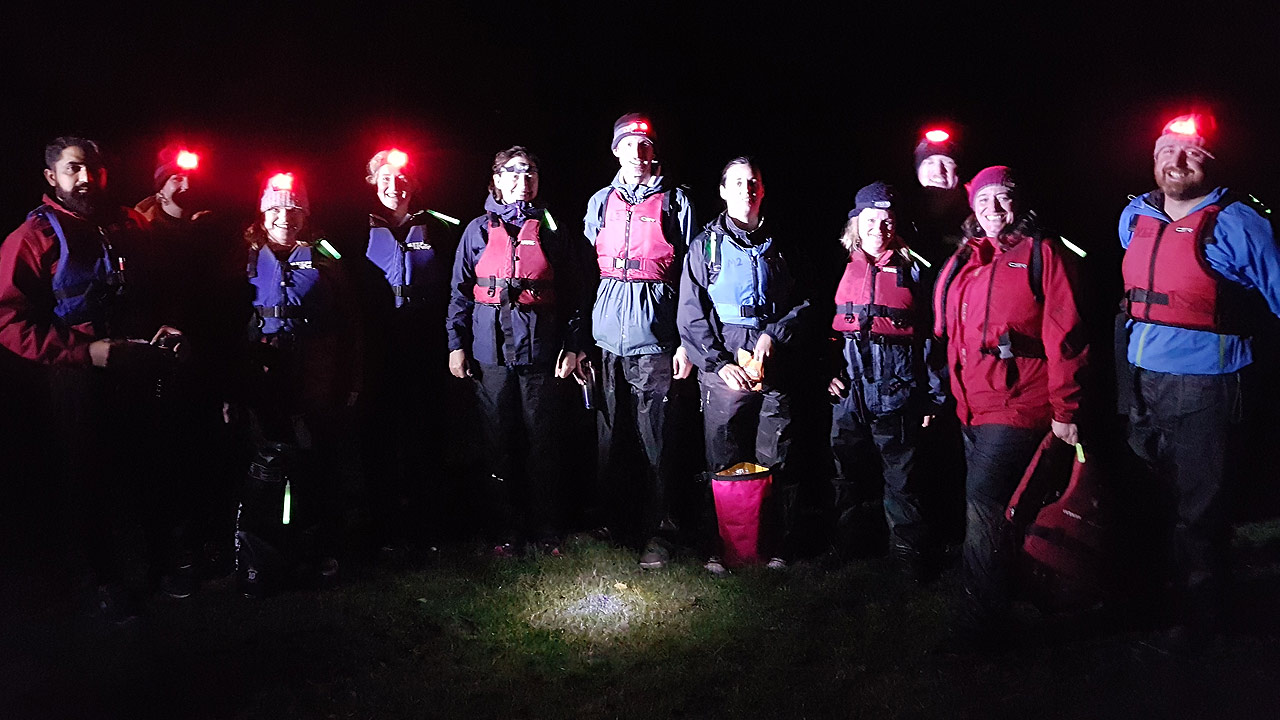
2, 109, 1277, 656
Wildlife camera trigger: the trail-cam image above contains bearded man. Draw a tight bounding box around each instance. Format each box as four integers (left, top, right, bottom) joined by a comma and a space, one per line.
1119, 113, 1280, 650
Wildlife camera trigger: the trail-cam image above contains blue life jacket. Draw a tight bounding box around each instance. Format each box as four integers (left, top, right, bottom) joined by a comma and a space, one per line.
33, 205, 126, 329
248, 244, 333, 337
705, 231, 779, 329
365, 219, 445, 308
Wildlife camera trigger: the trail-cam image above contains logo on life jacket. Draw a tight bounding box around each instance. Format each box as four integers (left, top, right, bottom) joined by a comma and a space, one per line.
595, 191, 675, 282
1122, 203, 1239, 333
472, 214, 555, 307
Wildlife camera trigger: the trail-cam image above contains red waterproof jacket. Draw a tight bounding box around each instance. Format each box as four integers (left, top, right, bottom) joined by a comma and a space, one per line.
0, 197, 147, 366
933, 233, 1087, 428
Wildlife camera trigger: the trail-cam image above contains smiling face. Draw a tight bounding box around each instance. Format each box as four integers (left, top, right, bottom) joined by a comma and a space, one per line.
972, 184, 1016, 237
719, 161, 763, 221
1154, 143, 1211, 201
492, 158, 539, 204
263, 206, 307, 246
857, 208, 894, 254
613, 135, 656, 184
374, 164, 413, 214
917, 154, 958, 190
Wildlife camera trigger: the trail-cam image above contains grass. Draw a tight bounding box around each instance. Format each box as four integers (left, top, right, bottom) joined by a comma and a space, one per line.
3, 524, 1280, 719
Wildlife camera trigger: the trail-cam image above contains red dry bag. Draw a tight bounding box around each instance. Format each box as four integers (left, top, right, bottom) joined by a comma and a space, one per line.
1005, 435, 1109, 612
711, 462, 773, 567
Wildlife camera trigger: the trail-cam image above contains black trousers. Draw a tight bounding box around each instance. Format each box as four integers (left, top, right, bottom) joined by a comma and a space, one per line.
830, 402, 926, 557
1128, 367, 1241, 630
960, 423, 1044, 628
595, 350, 675, 544
473, 363, 564, 543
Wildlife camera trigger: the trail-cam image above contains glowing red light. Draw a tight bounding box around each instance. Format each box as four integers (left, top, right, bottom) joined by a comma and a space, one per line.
176, 150, 199, 170
638, 122, 648, 131
925, 129, 950, 143
387, 149, 408, 169
269, 173, 294, 191
1168, 117, 1197, 136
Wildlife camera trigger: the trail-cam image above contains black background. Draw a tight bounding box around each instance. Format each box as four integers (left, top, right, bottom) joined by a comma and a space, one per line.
2, 2, 1276, 268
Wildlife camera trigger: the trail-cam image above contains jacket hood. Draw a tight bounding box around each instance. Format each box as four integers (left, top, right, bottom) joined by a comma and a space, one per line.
483, 194, 544, 225
1125, 185, 1231, 221
705, 211, 770, 246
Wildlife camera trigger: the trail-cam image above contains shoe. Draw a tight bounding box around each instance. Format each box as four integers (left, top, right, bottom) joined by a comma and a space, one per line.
704, 556, 729, 576
639, 539, 670, 570
160, 561, 198, 599
538, 539, 563, 557
766, 557, 788, 570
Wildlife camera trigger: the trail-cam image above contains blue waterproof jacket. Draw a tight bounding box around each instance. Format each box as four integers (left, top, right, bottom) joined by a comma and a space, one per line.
1119, 187, 1280, 374
583, 171, 695, 356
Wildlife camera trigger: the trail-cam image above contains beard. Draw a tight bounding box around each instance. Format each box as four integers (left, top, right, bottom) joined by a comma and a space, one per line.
1156, 168, 1209, 202
56, 184, 105, 218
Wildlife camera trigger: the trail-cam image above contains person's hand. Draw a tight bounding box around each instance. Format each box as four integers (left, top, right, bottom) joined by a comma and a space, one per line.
89, 339, 114, 368
828, 376, 846, 398
718, 363, 753, 392
921, 414, 936, 428
151, 325, 190, 362
672, 346, 693, 380
448, 349, 472, 379
753, 333, 775, 363
347, 391, 360, 408
1051, 420, 1079, 446
555, 350, 581, 379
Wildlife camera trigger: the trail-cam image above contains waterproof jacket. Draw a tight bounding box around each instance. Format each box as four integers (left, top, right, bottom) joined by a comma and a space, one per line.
933, 231, 1087, 429
0, 196, 149, 365
136, 198, 251, 403
832, 242, 946, 417
679, 212, 806, 375
1118, 186, 1280, 374
448, 195, 587, 367
584, 171, 695, 356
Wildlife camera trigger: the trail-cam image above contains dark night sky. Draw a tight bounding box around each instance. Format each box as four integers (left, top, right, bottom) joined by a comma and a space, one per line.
1, 3, 1277, 275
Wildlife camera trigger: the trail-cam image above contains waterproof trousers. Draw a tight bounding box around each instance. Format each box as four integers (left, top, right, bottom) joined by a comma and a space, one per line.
1127, 367, 1240, 632
698, 371, 794, 557
595, 350, 674, 544
961, 423, 1043, 628
473, 363, 563, 543
830, 401, 925, 557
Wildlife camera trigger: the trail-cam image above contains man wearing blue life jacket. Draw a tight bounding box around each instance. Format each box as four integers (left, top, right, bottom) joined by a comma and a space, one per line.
1119, 113, 1280, 649
0, 137, 183, 623
362, 148, 458, 549
582, 113, 696, 569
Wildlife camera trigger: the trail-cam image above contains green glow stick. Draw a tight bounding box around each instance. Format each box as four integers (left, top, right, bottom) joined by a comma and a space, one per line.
282, 480, 292, 525
1059, 236, 1087, 258
318, 239, 342, 260
1075, 443, 1086, 464
426, 209, 461, 226
543, 210, 558, 232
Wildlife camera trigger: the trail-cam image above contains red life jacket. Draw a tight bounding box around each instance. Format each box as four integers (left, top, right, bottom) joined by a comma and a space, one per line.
472, 214, 555, 306
1122, 203, 1234, 332
595, 191, 675, 282
831, 247, 916, 339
